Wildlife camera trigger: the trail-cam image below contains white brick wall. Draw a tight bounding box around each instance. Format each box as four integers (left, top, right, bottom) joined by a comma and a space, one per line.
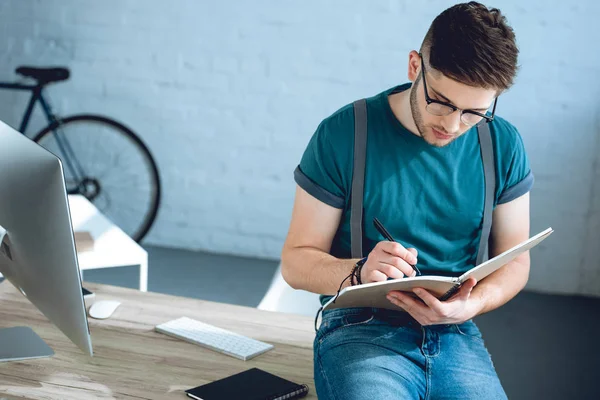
0, 0, 598, 296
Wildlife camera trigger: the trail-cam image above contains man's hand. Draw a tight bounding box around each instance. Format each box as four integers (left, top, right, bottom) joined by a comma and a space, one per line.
361, 241, 419, 283
386, 277, 482, 325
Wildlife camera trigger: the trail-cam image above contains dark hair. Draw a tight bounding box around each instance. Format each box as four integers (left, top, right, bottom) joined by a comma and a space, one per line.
421, 2, 519, 91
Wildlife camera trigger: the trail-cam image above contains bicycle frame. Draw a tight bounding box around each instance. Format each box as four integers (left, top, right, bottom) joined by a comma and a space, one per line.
0, 80, 86, 190
0, 81, 59, 135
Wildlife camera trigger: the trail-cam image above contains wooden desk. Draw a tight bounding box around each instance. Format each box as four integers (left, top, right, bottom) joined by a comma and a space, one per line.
0, 282, 317, 399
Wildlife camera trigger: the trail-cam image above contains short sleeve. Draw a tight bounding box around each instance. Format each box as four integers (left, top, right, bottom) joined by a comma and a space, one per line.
294, 106, 354, 209
494, 120, 534, 205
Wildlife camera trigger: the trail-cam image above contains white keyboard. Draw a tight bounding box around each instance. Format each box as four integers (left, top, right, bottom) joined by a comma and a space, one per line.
155, 317, 274, 361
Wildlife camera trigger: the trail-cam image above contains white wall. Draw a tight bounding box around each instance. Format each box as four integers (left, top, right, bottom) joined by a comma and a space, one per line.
0, 0, 598, 296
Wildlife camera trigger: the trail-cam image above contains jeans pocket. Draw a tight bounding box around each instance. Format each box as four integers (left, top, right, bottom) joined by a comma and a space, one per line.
317, 308, 374, 344
454, 320, 484, 341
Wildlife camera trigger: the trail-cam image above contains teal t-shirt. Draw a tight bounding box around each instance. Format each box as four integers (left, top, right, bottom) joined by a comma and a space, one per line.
295, 84, 533, 294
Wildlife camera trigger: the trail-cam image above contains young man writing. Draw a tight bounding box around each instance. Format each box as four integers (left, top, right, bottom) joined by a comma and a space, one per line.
281, 2, 533, 399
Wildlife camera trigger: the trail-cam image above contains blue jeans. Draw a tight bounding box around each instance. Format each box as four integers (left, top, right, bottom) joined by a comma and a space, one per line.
314, 307, 507, 400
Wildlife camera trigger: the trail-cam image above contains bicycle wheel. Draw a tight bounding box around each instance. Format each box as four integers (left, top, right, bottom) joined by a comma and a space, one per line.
33, 114, 161, 243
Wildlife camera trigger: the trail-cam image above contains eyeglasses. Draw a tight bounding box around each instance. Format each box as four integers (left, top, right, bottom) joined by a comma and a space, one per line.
419, 53, 497, 126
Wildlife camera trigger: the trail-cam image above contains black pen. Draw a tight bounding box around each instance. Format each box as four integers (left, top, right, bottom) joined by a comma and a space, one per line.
373, 217, 421, 276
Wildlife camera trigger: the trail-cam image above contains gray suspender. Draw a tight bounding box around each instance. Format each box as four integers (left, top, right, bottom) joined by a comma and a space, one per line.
350, 99, 368, 259
476, 122, 495, 264
350, 99, 495, 264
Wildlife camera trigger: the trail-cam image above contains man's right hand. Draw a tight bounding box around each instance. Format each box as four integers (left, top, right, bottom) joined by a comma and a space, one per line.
360, 241, 419, 283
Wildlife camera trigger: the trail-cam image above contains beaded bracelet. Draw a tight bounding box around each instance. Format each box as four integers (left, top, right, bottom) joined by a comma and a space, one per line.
351, 257, 368, 286
314, 256, 370, 332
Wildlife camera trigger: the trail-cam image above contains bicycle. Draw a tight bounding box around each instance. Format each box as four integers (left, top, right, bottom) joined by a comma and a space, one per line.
0, 66, 161, 243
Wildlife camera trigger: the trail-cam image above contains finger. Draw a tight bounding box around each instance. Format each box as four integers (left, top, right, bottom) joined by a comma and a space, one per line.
377, 261, 406, 279
379, 254, 416, 277
464, 277, 477, 288
390, 291, 425, 312
406, 248, 419, 276
364, 269, 388, 283
412, 288, 445, 315
457, 278, 477, 299
387, 292, 409, 310
387, 290, 404, 297
386, 294, 411, 315
389, 290, 423, 304
388, 293, 430, 324
407, 247, 418, 258
378, 241, 418, 265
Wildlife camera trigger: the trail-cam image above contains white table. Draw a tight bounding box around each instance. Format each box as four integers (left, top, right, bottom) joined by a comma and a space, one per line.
68, 195, 149, 291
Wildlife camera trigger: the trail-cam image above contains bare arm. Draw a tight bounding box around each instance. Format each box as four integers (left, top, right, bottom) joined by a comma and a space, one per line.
281, 185, 417, 295
469, 192, 531, 316
280, 185, 356, 295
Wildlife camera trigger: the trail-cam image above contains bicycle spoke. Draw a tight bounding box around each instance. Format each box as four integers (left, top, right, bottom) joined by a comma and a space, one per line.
33, 116, 160, 242
52, 127, 87, 180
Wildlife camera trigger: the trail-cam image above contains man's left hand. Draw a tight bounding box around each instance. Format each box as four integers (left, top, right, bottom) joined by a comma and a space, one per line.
386, 277, 481, 325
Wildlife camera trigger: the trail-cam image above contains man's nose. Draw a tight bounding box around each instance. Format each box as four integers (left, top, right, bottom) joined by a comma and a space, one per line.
440, 111, 462, 134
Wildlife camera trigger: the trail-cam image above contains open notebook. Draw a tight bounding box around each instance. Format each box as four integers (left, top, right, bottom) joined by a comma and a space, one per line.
323, 227, 553, 311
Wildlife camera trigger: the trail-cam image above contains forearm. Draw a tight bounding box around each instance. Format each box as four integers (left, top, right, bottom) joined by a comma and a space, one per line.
470, 255, 530, 317
281, 246, 359, 295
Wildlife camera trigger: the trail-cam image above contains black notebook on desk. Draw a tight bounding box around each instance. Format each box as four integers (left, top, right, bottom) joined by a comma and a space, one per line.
185, 368, 309, 400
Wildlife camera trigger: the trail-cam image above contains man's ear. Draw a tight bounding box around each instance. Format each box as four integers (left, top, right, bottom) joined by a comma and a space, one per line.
407, 50, 421, 82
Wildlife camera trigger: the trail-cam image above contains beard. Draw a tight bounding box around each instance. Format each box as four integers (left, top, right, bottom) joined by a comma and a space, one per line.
409, 75, 459, 148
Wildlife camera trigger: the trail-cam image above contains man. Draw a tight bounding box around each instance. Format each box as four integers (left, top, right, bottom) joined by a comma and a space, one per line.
281, 2, 533, 399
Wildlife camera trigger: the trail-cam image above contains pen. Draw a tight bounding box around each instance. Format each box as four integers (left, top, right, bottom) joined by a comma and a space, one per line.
373, 217, 421, 276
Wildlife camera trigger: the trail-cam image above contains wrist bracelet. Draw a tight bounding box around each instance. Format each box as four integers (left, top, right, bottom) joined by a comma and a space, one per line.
350, 265, 358, 286
353, 257, 368, 285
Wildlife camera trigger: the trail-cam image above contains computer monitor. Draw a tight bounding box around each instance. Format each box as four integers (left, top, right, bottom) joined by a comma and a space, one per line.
0, 120, 93, 361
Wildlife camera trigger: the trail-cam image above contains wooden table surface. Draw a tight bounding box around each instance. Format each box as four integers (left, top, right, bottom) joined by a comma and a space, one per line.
0, 282, 317, 399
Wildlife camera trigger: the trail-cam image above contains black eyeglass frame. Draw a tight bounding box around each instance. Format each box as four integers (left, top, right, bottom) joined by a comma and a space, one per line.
419, 53, 497, 126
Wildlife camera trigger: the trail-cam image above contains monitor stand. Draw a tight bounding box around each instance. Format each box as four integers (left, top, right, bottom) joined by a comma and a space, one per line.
0, 326, 54, 362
